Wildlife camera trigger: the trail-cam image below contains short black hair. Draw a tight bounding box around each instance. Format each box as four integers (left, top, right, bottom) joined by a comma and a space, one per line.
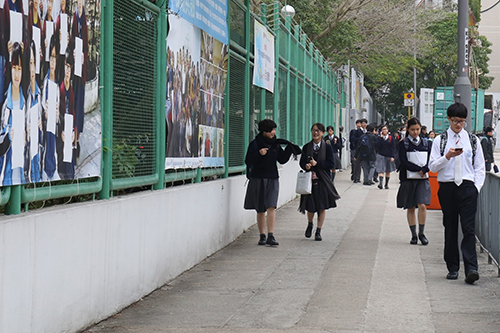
447, 102, 467, 119
311, 123, 326, 133
356, 119, 362, 124
361, 118, 368, 124
366, 124, 375, 133
484, 126, 493, 134
339, 126, 344, 131
326, 125, 334, 132
258, 119, 277, 133
407, 117, 421, 128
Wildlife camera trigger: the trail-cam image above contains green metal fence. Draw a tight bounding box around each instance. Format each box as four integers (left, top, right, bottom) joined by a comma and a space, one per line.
1, 0, 343, 215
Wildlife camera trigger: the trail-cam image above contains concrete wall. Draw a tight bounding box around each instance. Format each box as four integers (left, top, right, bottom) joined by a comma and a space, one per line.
0, 162, 301, 333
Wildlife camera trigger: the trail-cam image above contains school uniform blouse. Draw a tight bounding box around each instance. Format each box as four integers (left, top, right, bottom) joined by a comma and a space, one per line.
429, 128, 485, 191
397, 136, 431, 183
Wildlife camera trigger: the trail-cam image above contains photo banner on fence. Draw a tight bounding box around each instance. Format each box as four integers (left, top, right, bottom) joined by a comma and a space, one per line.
165, 16, 228, 169
253, 20, 274, 93
0, 0, 101, 186
168, 0, 228, 45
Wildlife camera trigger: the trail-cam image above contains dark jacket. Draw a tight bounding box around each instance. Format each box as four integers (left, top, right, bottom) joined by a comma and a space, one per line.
349, 128, 363, 150
480, 136, 494, 163
355, 132, 378, 161
324, 135, 342, 153
376, 135, 396, 158
245, 133, 294, 179
398, 137, 432, 183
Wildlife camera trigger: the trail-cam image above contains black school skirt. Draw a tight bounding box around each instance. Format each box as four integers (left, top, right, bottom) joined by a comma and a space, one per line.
244, 178, 279, 213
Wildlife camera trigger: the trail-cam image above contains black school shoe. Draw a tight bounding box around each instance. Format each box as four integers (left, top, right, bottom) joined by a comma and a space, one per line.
266, 235, 279, 246
410, 236, 418, 245
258, 234, 266, 245
465, 270, 479, 284
446, 271, 459, 280
305, 222, 313, 238
418, 234, 429, 245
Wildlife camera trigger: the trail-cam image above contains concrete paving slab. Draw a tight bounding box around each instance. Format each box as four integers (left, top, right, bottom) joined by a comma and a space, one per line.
83, 166, 500, 333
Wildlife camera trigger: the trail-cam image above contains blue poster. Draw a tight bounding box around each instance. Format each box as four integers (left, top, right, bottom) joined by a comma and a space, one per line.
169, 0, 229, 45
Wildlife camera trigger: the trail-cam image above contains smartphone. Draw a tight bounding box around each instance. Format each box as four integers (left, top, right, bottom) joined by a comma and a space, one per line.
455, 147, 463, 152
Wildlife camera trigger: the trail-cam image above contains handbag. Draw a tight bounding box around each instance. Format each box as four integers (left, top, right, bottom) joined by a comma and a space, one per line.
494, 164, 499, 173
296, 170, 312, 195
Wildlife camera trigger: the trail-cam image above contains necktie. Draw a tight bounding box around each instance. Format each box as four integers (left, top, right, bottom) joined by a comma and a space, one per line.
413, 138, 418, 143
454, 134, 462, 186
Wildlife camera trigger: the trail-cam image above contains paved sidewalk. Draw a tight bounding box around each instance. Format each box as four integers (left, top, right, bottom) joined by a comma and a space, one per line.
84, 168, 500, 332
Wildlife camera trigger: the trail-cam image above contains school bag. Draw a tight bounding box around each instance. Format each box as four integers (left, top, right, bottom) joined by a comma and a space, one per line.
439, 131, 477, 165
358, 134, 372, 158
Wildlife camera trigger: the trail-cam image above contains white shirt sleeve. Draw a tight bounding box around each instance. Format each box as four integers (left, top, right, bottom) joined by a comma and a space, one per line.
473, 135, 486, 192
428, 135, 450, 173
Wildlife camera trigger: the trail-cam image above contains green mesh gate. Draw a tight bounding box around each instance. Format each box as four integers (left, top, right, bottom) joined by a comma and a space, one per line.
112, 0, 158, 179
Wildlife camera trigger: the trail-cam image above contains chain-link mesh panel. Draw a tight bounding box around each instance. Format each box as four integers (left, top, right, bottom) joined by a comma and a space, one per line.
278, 65, 287, 139
230, 0, 245, 47
298, 45, 304, 73
113, 1, 158, 179
228, 54, 246, 168
279, 24, 287, 59
289, 72, 296, 142
290, 35, 297, 69
305, 83, 311, 134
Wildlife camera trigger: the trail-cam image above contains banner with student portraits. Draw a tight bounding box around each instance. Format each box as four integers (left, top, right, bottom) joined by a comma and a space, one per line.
253, 20, 275, 93
165, 14, 228, 169
0, 0, 101, 186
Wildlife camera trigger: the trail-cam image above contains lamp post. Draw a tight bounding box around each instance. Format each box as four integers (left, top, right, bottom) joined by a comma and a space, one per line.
281, 5, 295, 18
454, 0, 472, 128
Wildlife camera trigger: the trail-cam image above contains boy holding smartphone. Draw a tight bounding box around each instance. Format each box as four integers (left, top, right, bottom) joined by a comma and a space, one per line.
429, 103, 485, 285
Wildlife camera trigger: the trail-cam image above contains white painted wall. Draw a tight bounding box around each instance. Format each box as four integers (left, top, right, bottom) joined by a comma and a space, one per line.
0, 161, 301, 333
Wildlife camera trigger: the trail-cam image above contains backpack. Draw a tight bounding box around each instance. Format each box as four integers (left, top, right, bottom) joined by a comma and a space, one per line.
358, 134, 372, 158
439, 131, 477, 166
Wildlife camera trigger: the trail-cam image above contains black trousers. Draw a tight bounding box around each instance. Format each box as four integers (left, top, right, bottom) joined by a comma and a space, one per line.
350, 149, 361, 181
437, 181, 478, 274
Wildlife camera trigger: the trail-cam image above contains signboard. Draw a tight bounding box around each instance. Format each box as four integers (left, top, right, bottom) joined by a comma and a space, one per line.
404, 99, 414, 107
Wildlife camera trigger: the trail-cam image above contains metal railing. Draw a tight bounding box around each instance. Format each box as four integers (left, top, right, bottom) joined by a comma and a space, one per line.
476, 172, 500, 276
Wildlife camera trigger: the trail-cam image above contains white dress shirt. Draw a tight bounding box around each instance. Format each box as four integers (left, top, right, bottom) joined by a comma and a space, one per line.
428, 128, 485, 191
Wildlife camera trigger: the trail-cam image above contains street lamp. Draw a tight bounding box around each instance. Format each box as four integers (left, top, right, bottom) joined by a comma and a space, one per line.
281, 5, 295, 18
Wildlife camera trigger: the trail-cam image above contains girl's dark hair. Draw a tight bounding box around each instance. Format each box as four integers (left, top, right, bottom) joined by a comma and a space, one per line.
11, 42, 23, 66
407, 117, 421, 128
258, 119, 277, 133
49, 33, 60, 59
311, 123, 325, 133
447, 102, 467, 118
326, 125, 334, 132
65, 45, 74, 69
28, 40, 37, 64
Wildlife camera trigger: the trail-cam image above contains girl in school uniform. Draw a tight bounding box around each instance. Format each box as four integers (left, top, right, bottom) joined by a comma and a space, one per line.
26, 41, 43, 182
396, 117, 432, 245
1, 42, 25, 185
375, 124, 397, 189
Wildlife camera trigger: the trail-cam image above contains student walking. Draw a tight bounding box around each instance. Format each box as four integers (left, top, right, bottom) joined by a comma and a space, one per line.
480, 127, 495, 172
355, 123, 378, 185
299, 123, 340, 241
396, 118, 431, 245
324, 125, 342, 182
429, 103, 485, 284
375, 124, 396, 189
244, 119, 300, 246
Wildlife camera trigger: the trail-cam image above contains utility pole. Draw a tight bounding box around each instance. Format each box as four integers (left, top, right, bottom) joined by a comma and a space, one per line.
454, 0, 472, 129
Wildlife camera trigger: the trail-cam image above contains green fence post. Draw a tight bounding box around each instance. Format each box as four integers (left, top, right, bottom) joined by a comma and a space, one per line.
98, 0, 113, 199
5, 186, 21, 215
244, 0, 251, 150
294, 25, 300, 143
285, 16, 291, 140
272, 2, 280, 124
224, 0, 231, 179
155, 3, 167, 190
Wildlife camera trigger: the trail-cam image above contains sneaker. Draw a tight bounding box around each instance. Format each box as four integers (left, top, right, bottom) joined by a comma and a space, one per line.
305, 222, 313, 238
266, 235, 279, 246
258, 234, 266, 245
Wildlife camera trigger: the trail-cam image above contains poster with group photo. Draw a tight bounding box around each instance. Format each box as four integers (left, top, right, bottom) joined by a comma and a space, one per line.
0, 0, 101, 185
165, 15, 228, 169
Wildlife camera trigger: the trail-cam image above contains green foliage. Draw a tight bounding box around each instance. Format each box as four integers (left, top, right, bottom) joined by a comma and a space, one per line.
112, 140, 138, 178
